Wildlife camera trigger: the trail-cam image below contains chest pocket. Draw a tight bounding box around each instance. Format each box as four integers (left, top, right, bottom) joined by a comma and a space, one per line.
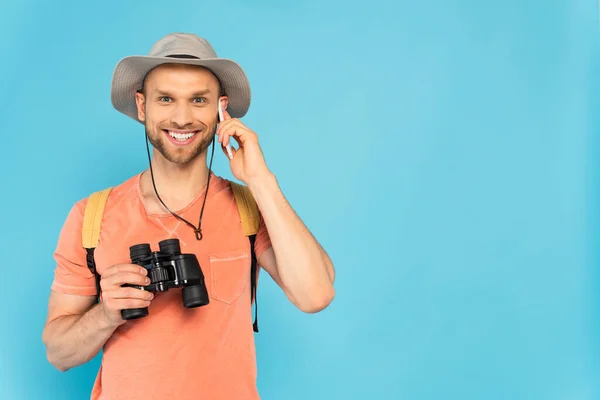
209, 250, 249, 305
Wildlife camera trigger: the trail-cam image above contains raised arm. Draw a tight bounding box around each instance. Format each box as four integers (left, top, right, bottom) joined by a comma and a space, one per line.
217, 108, 335, 313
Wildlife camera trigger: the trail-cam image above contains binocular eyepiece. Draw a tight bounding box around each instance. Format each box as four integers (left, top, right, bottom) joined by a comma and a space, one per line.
130, 238, 181, 262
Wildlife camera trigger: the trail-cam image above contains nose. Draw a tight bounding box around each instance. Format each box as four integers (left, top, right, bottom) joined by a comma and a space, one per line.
170, 103, 194, 128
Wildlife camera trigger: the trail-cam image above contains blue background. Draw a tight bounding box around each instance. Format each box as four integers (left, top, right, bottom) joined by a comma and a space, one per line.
1, 0, 599, 399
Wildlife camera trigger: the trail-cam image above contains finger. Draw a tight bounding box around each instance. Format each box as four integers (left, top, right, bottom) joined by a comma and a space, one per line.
220, 123, 254, 148
229, 134, 243, 150
216, 118, 248, 144
106, 298, 152, 310
108, 287, 154, 301
223, 126, 236, 148
222, 108, 232, 120
216, 118, 237, 139
216, 122, 232, 144
221, 143, 237, 159
103, 264, 147, 277
101, 272, 150, 290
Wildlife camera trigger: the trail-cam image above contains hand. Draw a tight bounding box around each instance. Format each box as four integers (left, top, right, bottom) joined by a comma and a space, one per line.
98, 264, 154, 327
216, 109, 271, 184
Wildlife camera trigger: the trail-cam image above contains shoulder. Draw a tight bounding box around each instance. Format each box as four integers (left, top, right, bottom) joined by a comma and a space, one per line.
85, 174, 141, 212
209, 174, 240, 202
212, 176, 256, 209
66, 174, 141, 223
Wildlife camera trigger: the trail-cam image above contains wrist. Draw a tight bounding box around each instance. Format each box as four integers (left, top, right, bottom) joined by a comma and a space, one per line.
96, 302, 124, 331
246, 171, 278, 195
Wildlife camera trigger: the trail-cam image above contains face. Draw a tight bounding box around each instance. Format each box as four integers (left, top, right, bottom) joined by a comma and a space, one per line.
135, 63, 228, 165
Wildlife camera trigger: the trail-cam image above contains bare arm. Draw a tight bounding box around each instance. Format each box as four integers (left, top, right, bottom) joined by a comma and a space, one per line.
216, 108, 335, 313
249, 173, 336, 313
42, 264, 153, 372
42, 292, 120, 372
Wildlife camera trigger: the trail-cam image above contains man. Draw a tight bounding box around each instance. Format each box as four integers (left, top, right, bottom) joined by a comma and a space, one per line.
42, 32, 335, 400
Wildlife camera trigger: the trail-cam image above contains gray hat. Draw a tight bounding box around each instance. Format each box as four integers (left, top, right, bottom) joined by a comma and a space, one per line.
110, 32, 251, 123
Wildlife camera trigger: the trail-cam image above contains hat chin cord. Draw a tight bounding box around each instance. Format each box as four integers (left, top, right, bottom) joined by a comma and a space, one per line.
144, 132, 216, 241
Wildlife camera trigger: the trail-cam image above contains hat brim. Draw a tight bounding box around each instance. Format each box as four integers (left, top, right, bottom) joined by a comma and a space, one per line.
111, 55, 251, 123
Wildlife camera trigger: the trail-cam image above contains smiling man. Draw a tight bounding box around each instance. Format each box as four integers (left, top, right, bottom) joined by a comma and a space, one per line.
42, 33, 335, 400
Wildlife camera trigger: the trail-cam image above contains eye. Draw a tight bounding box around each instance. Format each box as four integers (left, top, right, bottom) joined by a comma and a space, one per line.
193, 97, 207, 103
159, 96, 172, 102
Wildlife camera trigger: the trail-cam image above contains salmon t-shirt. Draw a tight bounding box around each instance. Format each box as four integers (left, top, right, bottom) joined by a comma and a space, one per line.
51, 172, 271, 400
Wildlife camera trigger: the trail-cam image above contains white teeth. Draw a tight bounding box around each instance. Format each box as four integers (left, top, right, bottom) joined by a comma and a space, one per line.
168, 131, 195, 141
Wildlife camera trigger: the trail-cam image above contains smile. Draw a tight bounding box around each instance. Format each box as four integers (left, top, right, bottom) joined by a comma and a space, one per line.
163, 129, 201, 145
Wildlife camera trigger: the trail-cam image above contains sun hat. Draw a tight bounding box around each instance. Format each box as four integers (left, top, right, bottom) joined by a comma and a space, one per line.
110, 32, 251, 123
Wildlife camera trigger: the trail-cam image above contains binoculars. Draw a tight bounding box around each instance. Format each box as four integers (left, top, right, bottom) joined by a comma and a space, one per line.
121, 238, 209, 320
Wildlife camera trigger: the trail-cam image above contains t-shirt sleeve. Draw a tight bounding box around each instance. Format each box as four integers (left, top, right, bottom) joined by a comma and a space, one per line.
254, 213, 272, 261
51, 199, 97, 296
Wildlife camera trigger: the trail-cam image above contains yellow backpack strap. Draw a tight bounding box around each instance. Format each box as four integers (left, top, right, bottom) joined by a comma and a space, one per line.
230, 181, 260, 236
81, 187, 112, 303
82, 187, 113, 249
230, 181, 261, 332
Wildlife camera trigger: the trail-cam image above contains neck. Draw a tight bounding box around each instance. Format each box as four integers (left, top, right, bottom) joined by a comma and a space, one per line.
140, 149, 212, 213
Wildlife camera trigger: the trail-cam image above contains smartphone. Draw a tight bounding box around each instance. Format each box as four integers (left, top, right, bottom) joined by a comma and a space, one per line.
218, 101, 234, 159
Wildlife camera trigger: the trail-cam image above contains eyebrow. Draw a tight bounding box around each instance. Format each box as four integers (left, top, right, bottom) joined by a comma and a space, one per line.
154, 89, 212, 97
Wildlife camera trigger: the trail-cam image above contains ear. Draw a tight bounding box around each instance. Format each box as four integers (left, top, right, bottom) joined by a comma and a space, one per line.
135, 91, 146, 122
219, 96, 229, 112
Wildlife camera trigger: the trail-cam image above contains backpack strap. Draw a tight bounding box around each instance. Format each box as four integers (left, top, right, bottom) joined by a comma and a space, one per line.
82, 187, 113, 304
230, 181, 261, 332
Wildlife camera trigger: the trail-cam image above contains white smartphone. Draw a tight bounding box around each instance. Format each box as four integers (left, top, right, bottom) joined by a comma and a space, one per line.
218, 101, 234, 159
